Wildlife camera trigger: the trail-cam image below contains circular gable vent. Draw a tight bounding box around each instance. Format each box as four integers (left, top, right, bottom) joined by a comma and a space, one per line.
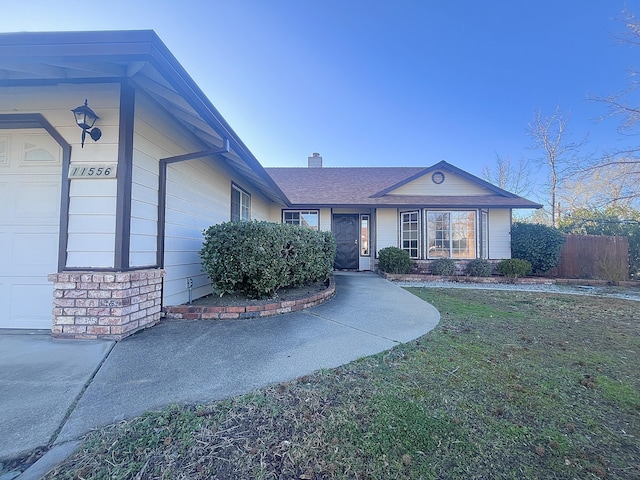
431, 171, 445, 184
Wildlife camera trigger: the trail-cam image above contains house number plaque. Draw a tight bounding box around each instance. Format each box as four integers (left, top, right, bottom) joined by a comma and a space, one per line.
68, 164, 117, 179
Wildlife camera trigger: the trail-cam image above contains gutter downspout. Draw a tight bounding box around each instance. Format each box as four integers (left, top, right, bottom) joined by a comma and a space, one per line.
156, 139, 230, 269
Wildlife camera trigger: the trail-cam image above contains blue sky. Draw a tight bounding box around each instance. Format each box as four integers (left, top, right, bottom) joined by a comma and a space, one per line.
0, 0, 636, 180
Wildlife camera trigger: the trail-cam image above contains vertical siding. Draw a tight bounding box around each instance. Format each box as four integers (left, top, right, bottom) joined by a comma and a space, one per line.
0, 84, 121, 269
376, 208, 398, 252
488, 208, 512, 259
391, 171, 491, 196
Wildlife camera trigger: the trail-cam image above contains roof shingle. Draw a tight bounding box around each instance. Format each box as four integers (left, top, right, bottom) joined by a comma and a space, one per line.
265, 163, 542, 209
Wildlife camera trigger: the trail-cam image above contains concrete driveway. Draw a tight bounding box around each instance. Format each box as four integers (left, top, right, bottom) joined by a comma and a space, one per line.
0, 272, 439, 478
0, 333, 114, 476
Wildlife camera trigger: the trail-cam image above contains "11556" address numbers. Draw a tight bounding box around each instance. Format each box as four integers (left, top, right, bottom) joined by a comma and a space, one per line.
68, 164, 118, 179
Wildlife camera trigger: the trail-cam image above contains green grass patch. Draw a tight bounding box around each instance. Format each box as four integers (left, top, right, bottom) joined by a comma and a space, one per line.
45, 288, 640, 479
327, 394, 472, 478
597, 375, 640, 412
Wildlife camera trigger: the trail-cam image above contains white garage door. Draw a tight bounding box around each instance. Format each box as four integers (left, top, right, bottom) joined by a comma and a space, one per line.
0, 130, 62, 329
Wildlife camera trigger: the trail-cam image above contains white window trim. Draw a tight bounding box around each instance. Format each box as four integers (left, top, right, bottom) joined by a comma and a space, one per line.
481, 209, 489, 259
360, 214, 370, 256
425, 209, 478, 260
400, 210, 421, 259
231, 183, 251, 222
282, 210, 320, 230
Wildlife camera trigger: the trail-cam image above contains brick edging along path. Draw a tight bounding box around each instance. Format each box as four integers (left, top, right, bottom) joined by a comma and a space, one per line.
380, 272, 639, 287
163, 278, 336, 321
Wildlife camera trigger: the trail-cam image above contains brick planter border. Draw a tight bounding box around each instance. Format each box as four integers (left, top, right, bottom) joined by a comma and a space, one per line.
380, 272, 638, 287
163, 277, 335, 321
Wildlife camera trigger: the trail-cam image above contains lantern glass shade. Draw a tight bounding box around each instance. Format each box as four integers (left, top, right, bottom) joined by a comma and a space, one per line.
71, 100, 99, 131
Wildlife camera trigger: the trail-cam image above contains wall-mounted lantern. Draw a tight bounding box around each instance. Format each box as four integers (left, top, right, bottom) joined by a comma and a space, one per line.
71, 99, 102, 148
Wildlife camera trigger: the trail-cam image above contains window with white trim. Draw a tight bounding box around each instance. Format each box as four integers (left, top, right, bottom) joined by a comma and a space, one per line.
283, 210, 319, 230
361, 214, 370, 256
231, 184, 251, 221
401, 211, 420, 259
426, 210, 476, 259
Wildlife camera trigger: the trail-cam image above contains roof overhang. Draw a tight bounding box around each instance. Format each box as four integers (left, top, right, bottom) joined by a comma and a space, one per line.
0, 30, 289, 205
282, 198, 543, 210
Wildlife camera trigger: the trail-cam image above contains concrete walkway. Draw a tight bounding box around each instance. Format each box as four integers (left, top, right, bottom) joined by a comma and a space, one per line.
0, 272, 439, 478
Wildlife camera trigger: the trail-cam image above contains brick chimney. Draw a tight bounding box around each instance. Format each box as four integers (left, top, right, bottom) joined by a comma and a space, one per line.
308, 152, 323, 168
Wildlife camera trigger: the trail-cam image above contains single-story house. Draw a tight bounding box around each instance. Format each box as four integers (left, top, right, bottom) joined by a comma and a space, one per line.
0, 30, 541, 340
266, 155, 541, 271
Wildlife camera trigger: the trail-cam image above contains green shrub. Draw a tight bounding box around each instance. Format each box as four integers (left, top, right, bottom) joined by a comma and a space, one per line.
200, 221, 336, 299
378, 247, 413, 274
465, 258, 493, 277
430, 258, 456, 276
511, 222, 565, 274
497, 258, 532, 281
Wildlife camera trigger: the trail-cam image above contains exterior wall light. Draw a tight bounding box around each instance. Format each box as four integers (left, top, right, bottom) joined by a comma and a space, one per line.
71, 99, 102, 148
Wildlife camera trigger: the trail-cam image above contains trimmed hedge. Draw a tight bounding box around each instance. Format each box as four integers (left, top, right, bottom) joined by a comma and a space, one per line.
465, 258, 493, 277
430, 258, 456, 276
200, 221, 336, 299
511, 222, 565, 274
497, 258, 532, 280
378, 247, 413, 274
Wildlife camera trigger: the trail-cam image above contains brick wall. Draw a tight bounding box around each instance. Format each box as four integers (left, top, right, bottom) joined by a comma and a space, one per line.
48, 268, 165, 340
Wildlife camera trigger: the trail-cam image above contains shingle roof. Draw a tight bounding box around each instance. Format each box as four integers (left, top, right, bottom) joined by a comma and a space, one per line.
265, 161, 542, 209
266, 166, 422, 205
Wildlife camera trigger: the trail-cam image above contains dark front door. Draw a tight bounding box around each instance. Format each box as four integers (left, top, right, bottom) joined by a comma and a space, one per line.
333, 214, 359, 269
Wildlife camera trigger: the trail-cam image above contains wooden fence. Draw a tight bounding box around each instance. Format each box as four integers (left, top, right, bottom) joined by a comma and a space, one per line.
548, 234, 629, 280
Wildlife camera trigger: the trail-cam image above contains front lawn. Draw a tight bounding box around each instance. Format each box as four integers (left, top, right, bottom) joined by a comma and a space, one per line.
47, 288, 639, 479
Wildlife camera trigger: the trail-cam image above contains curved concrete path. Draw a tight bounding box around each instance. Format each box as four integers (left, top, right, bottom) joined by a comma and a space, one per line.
2, 272, 439, 479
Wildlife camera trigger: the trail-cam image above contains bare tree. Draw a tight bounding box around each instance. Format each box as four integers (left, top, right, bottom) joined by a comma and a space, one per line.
527, 106, 584, 227
600, 10, 640, 136
560, 161, 640, 210
589, 9, 640, 202
481, 154, 534, 197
